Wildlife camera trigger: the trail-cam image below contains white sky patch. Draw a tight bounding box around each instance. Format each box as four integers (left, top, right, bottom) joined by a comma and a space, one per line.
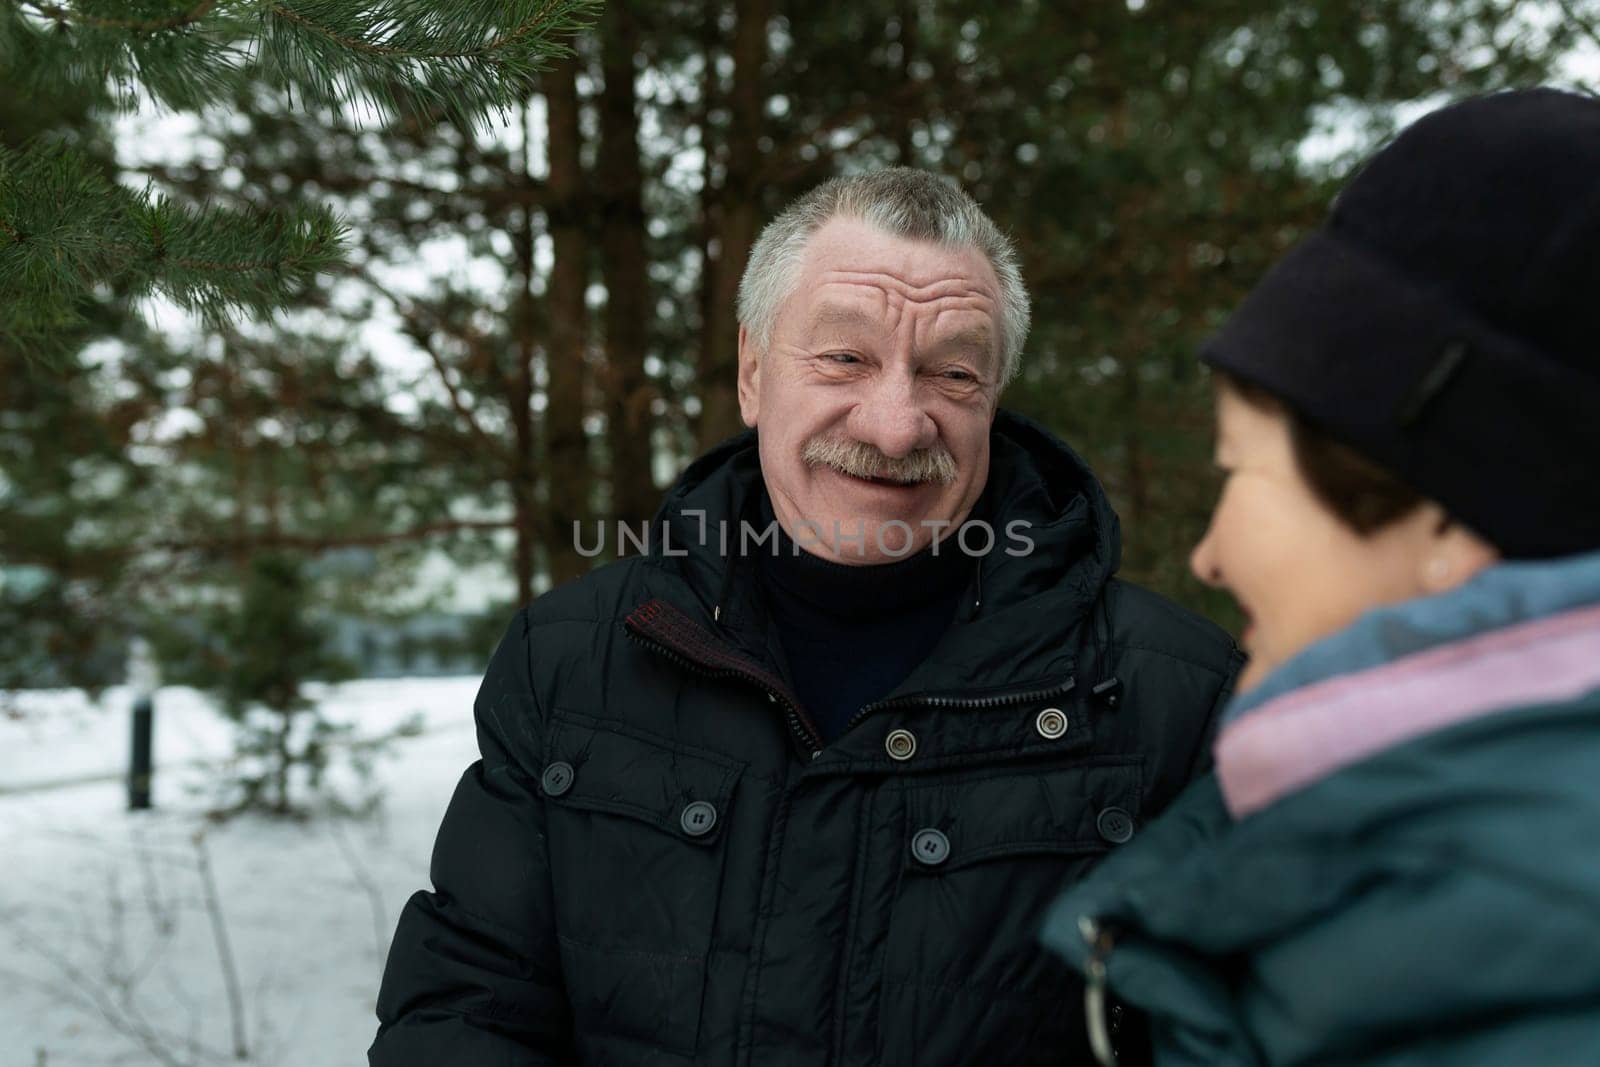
113, 109, 222, 174
1297, 93, 1451, 175
1298, 2, 1599, 175
143, 406, 205, 444
1559, 33, 1600, 85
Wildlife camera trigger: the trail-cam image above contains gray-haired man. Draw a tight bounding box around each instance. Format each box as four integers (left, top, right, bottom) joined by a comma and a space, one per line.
371, 169, 1240, 1065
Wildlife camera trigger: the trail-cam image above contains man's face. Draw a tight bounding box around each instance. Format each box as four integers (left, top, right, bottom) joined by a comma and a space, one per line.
738, 216, 1004, 564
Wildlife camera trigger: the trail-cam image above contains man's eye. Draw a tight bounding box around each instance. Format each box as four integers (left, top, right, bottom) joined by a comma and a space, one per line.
826, 353, 860, 365
941, 369, 975, 382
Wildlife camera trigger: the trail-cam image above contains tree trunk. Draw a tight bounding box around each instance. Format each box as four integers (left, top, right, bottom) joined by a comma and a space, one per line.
510, 102, 542, 604
894, 0, 917, 165
273, 709, 293, 815
544, 55, 591, 586
694, 0, 723, 449
697, 0, 770, 451
598, 0, 657, 531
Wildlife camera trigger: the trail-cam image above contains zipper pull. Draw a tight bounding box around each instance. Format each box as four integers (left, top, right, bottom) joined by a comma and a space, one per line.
1080, 915, 1119, 1066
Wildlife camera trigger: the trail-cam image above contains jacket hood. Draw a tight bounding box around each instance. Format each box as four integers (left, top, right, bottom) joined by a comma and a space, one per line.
646, 408, 1123, 694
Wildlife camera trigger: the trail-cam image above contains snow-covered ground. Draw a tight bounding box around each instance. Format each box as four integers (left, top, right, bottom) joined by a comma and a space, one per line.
2, 678, 484, 1067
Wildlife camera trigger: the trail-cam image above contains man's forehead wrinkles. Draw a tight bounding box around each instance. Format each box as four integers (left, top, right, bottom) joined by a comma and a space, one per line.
815, 269, 995, 303
810, 302, 883, 328
806, 299, 993, 345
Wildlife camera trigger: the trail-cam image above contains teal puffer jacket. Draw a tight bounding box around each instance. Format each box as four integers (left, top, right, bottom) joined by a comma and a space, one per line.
1042, 550, 1600, 1065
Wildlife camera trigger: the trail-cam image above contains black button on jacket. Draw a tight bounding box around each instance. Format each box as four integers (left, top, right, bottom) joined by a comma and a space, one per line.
370, 411, 1242, 1066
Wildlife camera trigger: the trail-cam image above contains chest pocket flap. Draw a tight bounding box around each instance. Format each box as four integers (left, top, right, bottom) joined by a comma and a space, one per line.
901, 758, 1143, 874
544, 709, 743, 845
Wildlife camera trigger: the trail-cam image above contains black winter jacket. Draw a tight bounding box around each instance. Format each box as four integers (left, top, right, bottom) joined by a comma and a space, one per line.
370, 411, 1241, 1066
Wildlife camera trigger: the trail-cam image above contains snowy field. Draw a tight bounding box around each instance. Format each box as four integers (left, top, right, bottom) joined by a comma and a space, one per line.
2, 677, 484, 1067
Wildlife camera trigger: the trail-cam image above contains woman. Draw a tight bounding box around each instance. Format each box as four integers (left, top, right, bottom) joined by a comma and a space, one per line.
1042, 87, 1600, 1065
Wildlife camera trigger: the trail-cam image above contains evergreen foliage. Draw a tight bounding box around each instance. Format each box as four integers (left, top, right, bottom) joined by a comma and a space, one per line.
0, 138, 346, 351
0, 0, 598, 351
149, 550, 418, 817
0, 84, 155, 693
211, 551, 351, 816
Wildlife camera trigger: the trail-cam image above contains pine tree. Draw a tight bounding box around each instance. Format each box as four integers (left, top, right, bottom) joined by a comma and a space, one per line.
153, 551, 363, 816
215, 552, 348, 815
0, 0, 598, 353
0, 80, 155, 692
153, 54, 603, 606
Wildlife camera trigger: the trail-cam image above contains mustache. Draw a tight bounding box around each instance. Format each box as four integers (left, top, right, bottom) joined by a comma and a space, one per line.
800, 436, 958, 486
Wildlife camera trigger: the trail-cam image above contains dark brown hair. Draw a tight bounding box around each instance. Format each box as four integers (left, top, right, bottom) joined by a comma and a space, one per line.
1216, 370, 1424, 535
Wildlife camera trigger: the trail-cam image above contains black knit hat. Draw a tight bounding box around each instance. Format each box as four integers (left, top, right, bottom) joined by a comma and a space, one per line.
1201, 88, 1600, 558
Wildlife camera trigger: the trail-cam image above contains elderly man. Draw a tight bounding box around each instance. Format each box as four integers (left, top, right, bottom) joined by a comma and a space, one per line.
371, 169, 1240, 1065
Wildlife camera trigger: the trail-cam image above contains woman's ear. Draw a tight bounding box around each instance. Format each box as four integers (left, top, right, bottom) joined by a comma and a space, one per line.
1418, 505, 1501, 594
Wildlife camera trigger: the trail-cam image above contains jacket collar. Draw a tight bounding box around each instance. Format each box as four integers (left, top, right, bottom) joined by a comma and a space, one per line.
1217, 549, 1600, 818
630, 410, 1123, 705
648, 408, 1120, 633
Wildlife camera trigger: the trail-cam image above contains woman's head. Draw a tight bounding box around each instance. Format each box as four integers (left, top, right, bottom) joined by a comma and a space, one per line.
1192, 372, 1497, 692
1199, 89, 1600, 562
1192, 88, 1600, 690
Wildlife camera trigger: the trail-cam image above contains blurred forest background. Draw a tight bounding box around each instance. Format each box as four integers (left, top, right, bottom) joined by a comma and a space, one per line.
6, 0, 1599, 701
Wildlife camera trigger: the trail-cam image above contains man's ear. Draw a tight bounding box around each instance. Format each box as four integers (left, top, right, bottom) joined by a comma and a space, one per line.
737, 324, 761, 429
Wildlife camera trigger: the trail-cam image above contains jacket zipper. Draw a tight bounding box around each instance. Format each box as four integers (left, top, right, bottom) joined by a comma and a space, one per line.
845, 677, 1078, 733
625, 597, 1075, 753
624, 628, 824, 758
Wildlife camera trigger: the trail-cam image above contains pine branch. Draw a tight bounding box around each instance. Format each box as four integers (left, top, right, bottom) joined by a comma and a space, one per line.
0, 141, 349, 352
266, 0, 565, 61
0, 0, 597, 350
0, 140, 130, 345
254, 1, 601, 131
3, 1, 601, 125
128, 196, 349, 316
21, 0, 218, 34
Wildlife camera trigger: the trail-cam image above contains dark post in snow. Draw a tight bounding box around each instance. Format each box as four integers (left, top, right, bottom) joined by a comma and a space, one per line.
128, 637, 157, 811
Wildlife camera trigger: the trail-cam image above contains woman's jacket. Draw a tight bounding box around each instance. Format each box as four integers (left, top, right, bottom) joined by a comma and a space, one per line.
1042, 550, 1600, 1065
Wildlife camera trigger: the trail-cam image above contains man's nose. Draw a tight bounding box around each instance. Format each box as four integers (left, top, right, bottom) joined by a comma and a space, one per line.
848, 374, 938, 458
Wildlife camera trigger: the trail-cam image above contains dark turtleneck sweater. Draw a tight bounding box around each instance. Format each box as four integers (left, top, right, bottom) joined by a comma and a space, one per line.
754, 491, 979, 744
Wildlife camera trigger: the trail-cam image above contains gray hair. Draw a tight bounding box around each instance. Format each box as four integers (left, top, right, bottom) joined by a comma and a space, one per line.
735, 167, 1031, 388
